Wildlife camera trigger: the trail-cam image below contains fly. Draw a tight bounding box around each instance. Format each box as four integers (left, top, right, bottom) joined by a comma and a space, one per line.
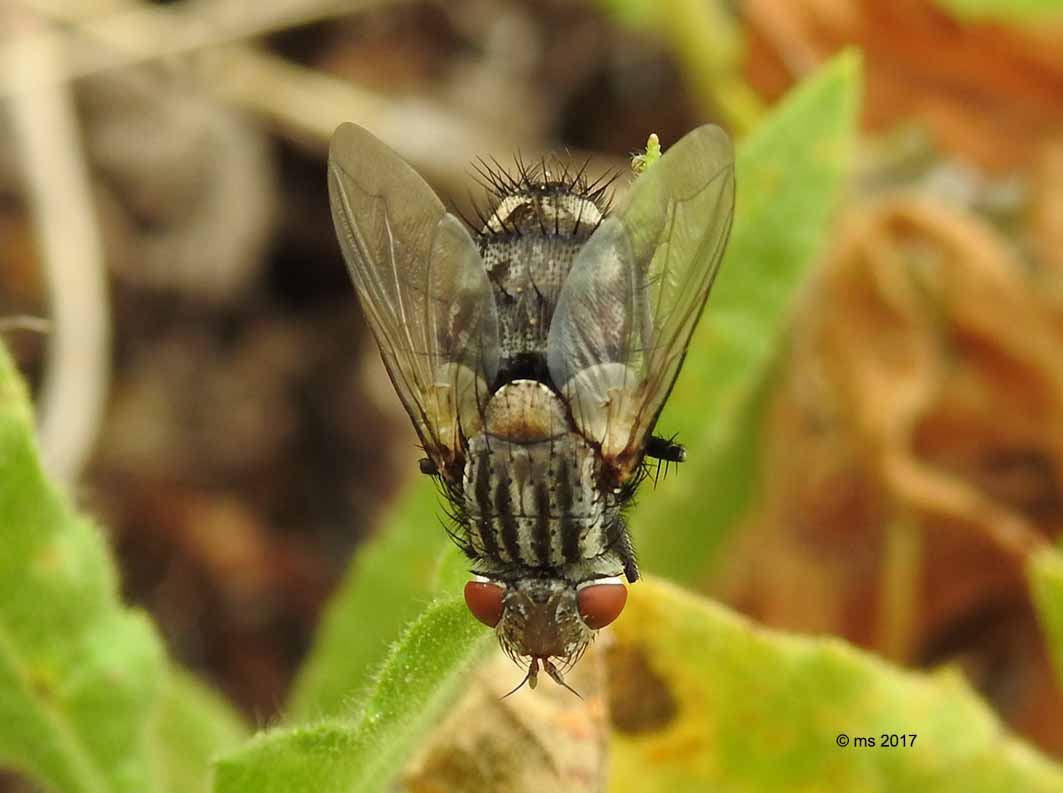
328, 123, 735, 692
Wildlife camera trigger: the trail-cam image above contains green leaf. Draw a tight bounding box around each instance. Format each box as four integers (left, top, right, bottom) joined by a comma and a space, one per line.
935, 0, 1063, 25
286, 480, 451, 720
1029, 545, 1063, 688
0, 344, 166, 793
608, 576, 1063, 792
153, 668, 248, 793
214, 598, 491, 793
632, 49, 862, 583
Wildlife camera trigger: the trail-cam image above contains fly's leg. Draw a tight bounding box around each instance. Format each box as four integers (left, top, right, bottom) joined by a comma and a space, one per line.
646, 434, 685, 463
611, 517, 640, 583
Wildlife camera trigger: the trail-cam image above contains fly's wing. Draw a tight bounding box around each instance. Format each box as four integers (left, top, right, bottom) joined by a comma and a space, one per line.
329, 123, 499, 475
547, 125, 734, 480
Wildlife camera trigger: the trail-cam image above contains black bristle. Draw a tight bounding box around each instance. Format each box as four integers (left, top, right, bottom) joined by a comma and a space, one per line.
571, 156, 592, 190
455, 189, 484, 231
470, 148, 618, 242
470, 193, 489, 228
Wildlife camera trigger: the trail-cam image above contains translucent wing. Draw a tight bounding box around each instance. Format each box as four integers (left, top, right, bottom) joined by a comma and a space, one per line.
329, 122, 499, 475
547, 125, 735, 480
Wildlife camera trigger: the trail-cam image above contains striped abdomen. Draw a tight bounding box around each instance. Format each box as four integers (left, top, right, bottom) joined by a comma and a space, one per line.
462, 381, 620, 569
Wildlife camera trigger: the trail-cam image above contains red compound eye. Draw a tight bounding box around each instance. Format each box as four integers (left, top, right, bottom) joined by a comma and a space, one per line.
464, 579, 505, 628
577, 578, 628, 629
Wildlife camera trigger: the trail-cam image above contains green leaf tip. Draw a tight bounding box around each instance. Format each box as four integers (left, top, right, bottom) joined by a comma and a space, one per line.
154, 667, 249, 793
287, 479, 447, 721
215, 597, 491, 793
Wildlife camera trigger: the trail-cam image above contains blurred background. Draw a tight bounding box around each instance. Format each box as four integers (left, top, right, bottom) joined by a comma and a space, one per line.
0, 0, 1060, 768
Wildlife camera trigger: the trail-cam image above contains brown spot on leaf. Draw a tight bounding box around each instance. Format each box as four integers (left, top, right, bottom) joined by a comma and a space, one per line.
605, 642, 678, 734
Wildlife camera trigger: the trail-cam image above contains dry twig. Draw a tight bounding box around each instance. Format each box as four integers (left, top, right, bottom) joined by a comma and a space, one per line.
3, 6, 111, 483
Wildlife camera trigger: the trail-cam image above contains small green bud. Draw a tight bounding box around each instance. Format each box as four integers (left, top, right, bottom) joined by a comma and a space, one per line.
631, 133, 662, 174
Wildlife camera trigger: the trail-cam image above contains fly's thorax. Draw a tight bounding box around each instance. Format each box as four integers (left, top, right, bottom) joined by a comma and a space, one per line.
484, 189, 603, 239
479, 190, 602, 371
462, 380, 625, 571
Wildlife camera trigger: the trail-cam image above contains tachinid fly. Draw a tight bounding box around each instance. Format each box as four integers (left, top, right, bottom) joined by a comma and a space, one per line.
328, 123, 735, 692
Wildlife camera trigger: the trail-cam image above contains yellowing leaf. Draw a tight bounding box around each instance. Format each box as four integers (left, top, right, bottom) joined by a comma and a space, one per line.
607, 577, 1063, 792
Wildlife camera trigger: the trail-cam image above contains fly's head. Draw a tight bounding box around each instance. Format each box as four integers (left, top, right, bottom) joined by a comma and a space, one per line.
464, 574, 627, 693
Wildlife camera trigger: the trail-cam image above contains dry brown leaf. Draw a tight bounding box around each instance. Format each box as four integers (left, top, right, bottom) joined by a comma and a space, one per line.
720, 192, 1063, 754
401, 644, 609, 793
745, 0, 1063, 170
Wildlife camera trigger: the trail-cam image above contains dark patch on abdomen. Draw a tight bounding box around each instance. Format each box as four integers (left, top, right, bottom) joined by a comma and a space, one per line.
557, 467, 581, 563
494, 477, 522, 563
474, 453, 501, 561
